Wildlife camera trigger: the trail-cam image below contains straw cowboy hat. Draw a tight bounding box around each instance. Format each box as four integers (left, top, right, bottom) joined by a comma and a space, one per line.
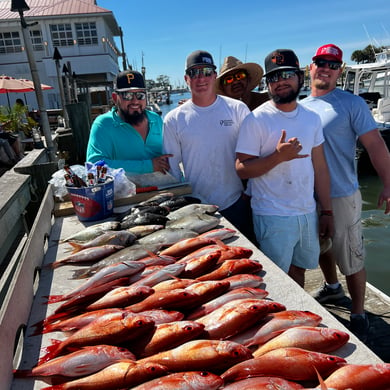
216, 56, 264, 94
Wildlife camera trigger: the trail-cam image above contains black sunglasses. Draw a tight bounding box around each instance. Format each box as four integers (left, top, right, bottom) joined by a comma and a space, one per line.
186, 67, 215, 79
118, 91, 147, 100
266, 70, 297, 84
314, 59, 342, 70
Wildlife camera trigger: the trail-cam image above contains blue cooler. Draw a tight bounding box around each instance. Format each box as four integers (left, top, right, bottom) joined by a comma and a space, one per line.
67, 177, 114, 222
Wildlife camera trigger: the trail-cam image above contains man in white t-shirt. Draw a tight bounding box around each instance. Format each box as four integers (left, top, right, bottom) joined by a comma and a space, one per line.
235, 49, 333, 287
163, 50, 255, 241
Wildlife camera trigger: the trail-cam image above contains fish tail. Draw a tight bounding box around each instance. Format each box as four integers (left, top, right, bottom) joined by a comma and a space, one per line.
71, 268, 91, 279
13, 369, 32, 378
67, 241, 83, 254
50, 261, 63, 269
42, 384, 63, 390
46, 294, 66, 303
37, 340, 62, 365
30, 322, 44, 336
40, 311, 70, 328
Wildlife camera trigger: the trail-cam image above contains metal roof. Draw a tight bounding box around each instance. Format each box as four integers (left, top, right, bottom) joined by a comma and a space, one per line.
0, 0, 120, 34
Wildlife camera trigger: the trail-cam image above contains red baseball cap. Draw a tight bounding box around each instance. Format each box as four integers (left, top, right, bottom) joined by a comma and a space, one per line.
312, 44, 343, 63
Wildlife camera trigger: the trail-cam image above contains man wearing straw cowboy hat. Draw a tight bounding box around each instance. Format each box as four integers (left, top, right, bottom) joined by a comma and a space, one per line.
216, 56, 269, 111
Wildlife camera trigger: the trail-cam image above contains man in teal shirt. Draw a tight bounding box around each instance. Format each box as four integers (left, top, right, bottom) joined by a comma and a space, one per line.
86, 70, 171, 174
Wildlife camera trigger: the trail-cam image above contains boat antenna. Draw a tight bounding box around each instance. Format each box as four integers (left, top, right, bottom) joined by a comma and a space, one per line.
381, 23, 390, 44
363, 24, 377, 57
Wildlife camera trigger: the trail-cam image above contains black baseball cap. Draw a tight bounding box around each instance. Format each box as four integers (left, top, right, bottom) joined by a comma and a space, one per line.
185, 50, 216, 72
114, 70, 146, 91
264, 49, 300, 76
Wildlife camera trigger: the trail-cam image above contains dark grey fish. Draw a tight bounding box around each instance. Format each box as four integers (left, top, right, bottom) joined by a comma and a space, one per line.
131, 205, 171, 216
139, 192, 175, 206
120, 212, 169, 229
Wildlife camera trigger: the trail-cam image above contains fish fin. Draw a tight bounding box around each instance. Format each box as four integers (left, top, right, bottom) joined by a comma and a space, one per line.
314, 366, 329, 390
214, 239, 228, 249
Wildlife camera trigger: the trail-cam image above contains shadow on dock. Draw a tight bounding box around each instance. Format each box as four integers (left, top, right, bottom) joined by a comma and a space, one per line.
305, 268, 390, 362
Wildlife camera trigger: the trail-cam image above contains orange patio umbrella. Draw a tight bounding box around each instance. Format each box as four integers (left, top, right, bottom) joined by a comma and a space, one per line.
0, 75, 53, 107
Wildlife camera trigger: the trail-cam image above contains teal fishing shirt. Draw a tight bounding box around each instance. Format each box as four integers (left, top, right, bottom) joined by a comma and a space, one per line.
86, 107, 163, 174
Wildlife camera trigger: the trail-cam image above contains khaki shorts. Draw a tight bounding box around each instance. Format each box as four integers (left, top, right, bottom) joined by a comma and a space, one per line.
328, 190, 365, 275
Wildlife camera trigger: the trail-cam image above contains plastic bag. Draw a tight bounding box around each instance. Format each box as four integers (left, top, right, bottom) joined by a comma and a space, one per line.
84, 161, 136, 199
49, 162, 136, 201
49, 164, 85, 201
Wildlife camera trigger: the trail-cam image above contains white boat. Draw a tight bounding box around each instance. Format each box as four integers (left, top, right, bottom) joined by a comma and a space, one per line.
342, 48, 390, 174
343, 47, 390, 128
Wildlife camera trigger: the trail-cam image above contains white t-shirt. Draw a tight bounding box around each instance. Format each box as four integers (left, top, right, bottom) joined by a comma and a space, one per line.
236, 101, 324, 216
163, 95, 250, 210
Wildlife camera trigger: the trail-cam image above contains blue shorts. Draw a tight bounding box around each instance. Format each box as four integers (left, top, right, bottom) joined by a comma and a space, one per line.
253, 211, 320, 272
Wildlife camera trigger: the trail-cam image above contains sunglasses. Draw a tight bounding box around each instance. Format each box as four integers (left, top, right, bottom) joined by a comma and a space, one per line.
266, 70, 297, 84
118, 91, 147, 100
223, 71, 248, 85
314, 59, 342, 70
186, 67, 215, 79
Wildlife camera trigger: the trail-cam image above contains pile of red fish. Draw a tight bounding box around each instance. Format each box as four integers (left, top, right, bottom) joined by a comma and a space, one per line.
13, 194, 390, 389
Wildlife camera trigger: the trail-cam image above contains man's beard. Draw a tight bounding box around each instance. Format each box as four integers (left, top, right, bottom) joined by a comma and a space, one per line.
313, 78, 330, 91
269, 87, 300, 104
119, 108, 147, 126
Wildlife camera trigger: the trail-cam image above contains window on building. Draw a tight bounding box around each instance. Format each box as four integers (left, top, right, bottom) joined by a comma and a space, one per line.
50, 24, 74, 47
30, 29, 44, 51
75, 22, 98, 45
0, 31, 22, 54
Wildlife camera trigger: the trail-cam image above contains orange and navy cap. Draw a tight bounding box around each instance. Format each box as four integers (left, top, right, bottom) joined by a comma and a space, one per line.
264, 49, 300, 76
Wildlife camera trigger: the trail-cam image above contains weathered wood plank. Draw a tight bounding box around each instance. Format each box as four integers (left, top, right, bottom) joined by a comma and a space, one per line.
305, 267, 390, 362
0, 186, 55, 389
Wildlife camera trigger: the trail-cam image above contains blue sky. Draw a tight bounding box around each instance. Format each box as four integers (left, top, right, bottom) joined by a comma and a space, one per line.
98, 0, 390, 87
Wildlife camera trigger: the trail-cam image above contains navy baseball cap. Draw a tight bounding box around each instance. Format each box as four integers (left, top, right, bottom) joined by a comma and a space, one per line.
114, 70, 146, 91
185, 50, 216, 71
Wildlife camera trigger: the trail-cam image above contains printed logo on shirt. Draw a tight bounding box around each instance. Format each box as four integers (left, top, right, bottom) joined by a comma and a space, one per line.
220, 119, 234, 126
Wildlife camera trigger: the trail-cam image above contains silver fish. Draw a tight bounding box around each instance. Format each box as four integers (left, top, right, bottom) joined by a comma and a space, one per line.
166, 213, 220, 233
167, 203, 219, 221
138, 228, 198, 247
67, 231, 137, 253
61, 221, 121, 242
127, 225, 165, 238
71, 243, 161, 279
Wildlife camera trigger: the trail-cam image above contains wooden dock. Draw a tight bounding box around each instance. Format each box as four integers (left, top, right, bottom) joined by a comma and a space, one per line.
304, 267, 390, 362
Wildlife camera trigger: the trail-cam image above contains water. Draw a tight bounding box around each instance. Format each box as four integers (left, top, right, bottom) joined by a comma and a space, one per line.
159, 91, 191, 118
160, 93, 390, 296
360, 175, 390, 296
